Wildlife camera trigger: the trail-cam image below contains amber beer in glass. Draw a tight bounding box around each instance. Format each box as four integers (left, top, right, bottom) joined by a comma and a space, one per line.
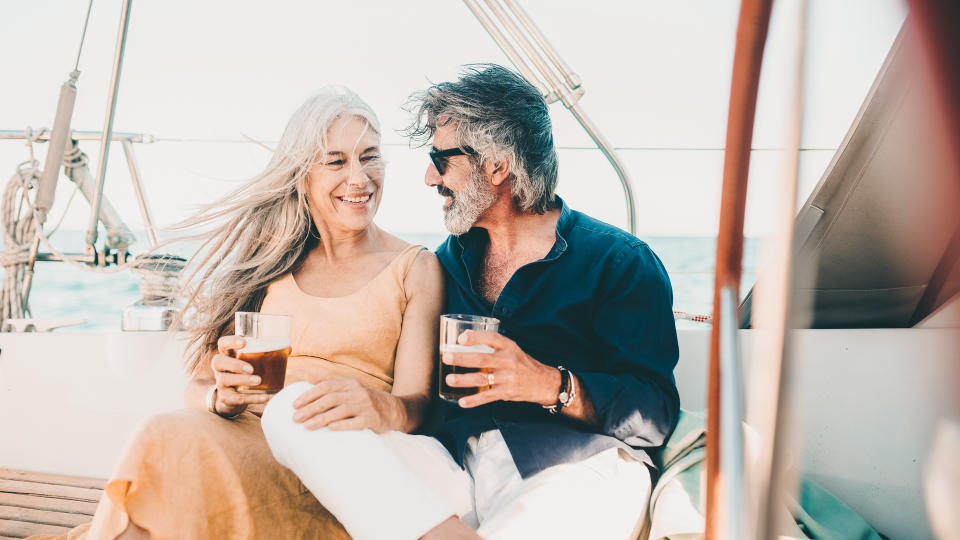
234, 312, 291, 394
439, 314, 499, 402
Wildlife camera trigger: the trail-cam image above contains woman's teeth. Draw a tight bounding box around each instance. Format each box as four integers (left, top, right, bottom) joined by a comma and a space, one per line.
338, 194, 371, 204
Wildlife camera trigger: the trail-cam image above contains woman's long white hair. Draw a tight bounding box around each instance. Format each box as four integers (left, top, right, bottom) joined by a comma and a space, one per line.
175, 87, 381, 374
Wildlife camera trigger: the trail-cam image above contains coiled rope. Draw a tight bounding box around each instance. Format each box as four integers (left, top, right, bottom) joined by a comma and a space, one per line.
0, 159, 41, 325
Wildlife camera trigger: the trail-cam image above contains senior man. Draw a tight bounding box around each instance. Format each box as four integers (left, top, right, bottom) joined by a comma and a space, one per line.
408, 64, 680, 538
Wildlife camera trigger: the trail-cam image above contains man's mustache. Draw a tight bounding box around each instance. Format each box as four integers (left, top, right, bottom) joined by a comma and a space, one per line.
437, 186, 455, 198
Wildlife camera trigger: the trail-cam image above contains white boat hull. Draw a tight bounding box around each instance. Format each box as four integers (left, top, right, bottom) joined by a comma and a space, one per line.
2, 328, 957, 539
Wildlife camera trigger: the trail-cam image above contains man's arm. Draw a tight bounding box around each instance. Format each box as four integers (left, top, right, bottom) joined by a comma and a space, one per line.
442, 243, 679, 447
573, 243, 680, 447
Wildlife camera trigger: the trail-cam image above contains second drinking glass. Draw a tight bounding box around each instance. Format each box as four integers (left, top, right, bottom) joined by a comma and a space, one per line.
438, 314, 500, 402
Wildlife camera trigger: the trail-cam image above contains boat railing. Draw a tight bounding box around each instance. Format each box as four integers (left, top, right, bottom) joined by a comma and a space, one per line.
463, 0, 639, 235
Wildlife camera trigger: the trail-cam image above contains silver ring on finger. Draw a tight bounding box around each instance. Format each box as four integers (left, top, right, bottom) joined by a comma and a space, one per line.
487, 372, 496, 387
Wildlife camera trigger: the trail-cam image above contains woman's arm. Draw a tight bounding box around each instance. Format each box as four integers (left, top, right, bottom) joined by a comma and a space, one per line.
184, 352, 215, 409
386, 249, 444, 432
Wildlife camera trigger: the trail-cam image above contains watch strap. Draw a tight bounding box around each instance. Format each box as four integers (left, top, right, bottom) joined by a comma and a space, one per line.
544, 366, 572, 415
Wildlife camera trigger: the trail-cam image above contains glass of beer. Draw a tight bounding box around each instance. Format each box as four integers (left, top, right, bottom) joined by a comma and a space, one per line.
234, 312, 291, 394
438, 314, 499, 402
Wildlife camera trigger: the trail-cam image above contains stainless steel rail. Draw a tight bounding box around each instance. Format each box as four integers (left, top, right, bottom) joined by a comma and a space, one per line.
463, 0, 639, 234
463, 0, 551, 99
122, 140, 159, 248
503, 0, 580, 91
35, 72, 79, 221
0, 130, 154, 143
64, 140, 137, 252
86, 0, 133, 252
718, 285, 746, 540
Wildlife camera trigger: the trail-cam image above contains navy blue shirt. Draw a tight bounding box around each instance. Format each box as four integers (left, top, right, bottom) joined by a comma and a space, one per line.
433, 199, 680, 478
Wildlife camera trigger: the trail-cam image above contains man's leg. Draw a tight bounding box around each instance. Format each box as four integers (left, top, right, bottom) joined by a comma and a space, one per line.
468, 430, 652, 540
261, 382, 475, 540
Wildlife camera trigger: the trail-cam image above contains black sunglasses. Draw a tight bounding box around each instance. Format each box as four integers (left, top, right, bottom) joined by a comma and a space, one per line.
429, 146, 475, 175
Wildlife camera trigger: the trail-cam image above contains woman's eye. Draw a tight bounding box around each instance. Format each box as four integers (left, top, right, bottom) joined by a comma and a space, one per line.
325, 159, 345, 167
360, 155, 381, 162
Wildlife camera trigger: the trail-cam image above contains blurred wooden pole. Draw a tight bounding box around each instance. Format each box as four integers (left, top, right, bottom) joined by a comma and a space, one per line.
705, 0, 773, 538
751, 2, 807, 539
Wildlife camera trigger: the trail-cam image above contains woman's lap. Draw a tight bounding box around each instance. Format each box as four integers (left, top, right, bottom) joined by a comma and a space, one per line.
261, 382, 471, 540
78, 407, 349, 540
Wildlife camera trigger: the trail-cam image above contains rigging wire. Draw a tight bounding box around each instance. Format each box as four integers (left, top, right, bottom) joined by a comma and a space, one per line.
73, 0, 95, 73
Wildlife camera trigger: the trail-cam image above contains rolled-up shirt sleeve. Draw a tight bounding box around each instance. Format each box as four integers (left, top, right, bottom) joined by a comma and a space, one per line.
576, 243, 680, 448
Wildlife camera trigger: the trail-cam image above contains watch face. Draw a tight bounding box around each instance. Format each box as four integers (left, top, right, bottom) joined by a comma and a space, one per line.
559, 391, 569, 402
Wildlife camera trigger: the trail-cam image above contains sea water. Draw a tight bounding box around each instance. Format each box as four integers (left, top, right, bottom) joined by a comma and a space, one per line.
8, 231, 757, 331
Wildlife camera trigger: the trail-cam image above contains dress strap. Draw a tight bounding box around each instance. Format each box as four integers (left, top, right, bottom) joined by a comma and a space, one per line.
392, 244, 428, 285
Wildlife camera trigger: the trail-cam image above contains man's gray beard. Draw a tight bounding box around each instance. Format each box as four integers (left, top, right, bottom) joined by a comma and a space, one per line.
443, 167, 496, 235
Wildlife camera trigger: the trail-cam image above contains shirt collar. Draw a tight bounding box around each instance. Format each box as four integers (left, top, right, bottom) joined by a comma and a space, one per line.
453, 196, 576, 269
454, 196, 572, 256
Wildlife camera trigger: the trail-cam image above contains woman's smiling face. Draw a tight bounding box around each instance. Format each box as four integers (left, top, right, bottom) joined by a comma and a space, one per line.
306, 115, 385, 234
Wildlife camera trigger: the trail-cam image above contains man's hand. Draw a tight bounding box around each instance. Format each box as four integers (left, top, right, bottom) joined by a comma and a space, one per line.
292, 374, 398, 433
443, 330, 561, 408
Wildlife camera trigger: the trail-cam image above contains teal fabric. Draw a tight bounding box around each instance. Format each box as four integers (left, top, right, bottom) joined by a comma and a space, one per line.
788, 480, 883, 540
648, 410, 883, 540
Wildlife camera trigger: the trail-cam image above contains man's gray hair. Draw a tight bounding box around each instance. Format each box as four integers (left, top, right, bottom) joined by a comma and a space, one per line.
405, 64, 559, 214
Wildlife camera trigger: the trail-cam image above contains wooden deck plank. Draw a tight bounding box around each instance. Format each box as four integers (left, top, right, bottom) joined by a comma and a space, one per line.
0, 470, 106, 491
0, 493, 97, 516
0, 480, 101, 503
0, 505, 88, 527
0, 471, 101, 537
0, 518, 70, 537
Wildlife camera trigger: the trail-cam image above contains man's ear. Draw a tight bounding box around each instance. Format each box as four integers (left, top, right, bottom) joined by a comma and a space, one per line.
487, 156, 511, 186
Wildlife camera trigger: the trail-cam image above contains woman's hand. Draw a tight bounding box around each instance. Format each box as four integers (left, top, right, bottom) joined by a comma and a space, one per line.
292, 374, 398, 433
442, 330, 561, 409
210, 335, 272, 416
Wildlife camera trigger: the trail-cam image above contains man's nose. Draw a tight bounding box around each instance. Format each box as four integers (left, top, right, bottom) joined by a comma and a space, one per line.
425, 163, 442, 187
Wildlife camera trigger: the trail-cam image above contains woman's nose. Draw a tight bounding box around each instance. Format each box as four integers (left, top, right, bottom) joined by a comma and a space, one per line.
347, 165, 367, 187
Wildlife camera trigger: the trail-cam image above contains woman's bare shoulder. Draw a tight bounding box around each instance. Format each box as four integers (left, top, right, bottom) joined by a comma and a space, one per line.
373, 227, 441, 284
404, 249, 443, 298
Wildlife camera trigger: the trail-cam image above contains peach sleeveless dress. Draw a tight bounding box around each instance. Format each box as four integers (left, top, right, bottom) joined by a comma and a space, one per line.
38, 245, 427, 540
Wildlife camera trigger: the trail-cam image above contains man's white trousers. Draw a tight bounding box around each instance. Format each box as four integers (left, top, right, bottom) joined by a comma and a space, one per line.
262, 381, 652, 540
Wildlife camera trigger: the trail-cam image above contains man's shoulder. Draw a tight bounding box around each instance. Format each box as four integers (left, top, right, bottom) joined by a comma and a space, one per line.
564, 210, 671, 285
566, 209, 650, 256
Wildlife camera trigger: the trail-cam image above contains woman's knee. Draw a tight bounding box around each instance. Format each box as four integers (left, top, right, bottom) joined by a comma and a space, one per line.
261, 382, 380, 467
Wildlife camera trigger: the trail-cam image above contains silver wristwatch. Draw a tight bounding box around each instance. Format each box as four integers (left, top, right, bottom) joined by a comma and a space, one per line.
544, 366, 577, 414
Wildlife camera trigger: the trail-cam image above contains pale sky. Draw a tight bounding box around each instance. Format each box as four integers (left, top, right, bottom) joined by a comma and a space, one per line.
0, 0, 907, 241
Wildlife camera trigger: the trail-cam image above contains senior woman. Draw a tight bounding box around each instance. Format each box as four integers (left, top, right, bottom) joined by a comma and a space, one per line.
43, 88, 463, 540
